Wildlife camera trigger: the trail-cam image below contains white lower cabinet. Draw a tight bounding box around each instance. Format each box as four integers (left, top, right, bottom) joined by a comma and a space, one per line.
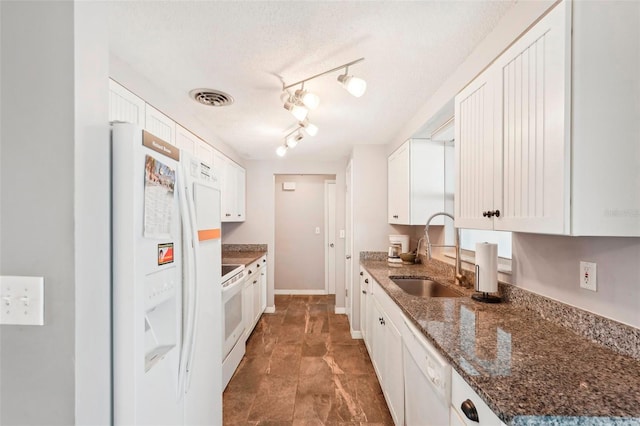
243, 255, 267, 340
359, 268, 370, 346
450, 370, 506, 426
368, 279, 404, 426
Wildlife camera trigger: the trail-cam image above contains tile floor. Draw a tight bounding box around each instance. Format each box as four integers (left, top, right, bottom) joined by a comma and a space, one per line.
223, 294, 394, 425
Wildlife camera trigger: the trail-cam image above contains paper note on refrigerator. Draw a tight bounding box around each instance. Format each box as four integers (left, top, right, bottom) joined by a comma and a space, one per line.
143, 155, 175, 239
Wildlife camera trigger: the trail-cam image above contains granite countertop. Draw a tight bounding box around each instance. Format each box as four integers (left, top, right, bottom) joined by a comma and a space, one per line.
222, 250, 266, 267
360, 259, 640, 426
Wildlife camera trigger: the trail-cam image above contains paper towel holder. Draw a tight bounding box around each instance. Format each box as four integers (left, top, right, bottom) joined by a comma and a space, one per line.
471, 264, 502, 303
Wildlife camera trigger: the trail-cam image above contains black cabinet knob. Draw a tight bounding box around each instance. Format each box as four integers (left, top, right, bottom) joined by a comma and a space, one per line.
494, 209, 501, 218
482, 211, 489, 217
248, 270, 252, 274
364, 279, 369, 284
359, 271, 363, 276
362, 290, 367, 294
461, 399, 479, 422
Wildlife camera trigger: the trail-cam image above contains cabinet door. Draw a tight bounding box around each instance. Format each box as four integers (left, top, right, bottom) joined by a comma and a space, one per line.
383, 315, 404, 426
259, 262, 267, 312
196, 141, 215, 167
493, 1, 570, 234
144, 104, 176, 144
234, 165, 246, 221
365, 286, 375, 354
370, 299, 385, 381
242, 281, 253, 340
252, 276, 261, 326
213, 151, 231, 221
410, 140, 445, 226
387, 143, 410, 224
175, 125, 199, 156
359, 271, 369, 342
455, 66, 498, 230
108, 79, 145, 125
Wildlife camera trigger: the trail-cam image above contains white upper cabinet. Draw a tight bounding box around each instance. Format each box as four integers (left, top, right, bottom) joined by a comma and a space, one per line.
456, 1, 638, 236
213, 151, 246, 222
108, 79, 145, 126
455, 67, 498, 231
144, 104, 176, 144
388, 139, 445, 225
176, 125, 215, 167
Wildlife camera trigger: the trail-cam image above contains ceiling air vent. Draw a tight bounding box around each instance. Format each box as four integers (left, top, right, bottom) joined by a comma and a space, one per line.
190, 89, 234, 107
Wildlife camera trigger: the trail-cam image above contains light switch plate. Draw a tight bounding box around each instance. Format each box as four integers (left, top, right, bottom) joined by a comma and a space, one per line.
339, 230, 345, 239
0, 276, 44, 325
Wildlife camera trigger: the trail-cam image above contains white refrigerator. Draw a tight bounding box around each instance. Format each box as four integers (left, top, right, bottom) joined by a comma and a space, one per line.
111, 123, 222, 425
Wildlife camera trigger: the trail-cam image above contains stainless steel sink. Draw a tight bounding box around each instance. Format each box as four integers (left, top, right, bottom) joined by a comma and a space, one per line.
390, 278, 463, 298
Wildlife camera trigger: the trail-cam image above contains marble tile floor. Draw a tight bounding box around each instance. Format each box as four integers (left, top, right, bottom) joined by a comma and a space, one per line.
223, 294, 394, 426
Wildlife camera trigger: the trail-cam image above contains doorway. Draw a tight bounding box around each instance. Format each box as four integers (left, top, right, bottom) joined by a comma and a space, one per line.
274, 174, 337, 294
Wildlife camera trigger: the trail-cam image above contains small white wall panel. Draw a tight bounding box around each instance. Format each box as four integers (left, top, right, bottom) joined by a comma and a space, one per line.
108, 79, 145, 125
144, 104, 175, 144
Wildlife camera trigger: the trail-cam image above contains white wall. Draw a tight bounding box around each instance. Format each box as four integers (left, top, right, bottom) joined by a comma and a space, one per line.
349, 145, 399, 330
513, 234, 640, 328
1, 2, 111, 425
274, 174, 335, 292
222, 159, 346, 309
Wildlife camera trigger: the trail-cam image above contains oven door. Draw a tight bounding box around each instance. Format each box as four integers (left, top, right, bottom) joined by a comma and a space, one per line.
222, 275, 245, 359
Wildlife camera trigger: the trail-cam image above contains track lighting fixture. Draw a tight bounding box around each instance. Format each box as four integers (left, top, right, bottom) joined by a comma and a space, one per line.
276, 145, 288, 157
294, 89, 320, 110
337, 70, 367, 98
278, 57, 365, 156
299, 119, 319, 137
283, 101, 308, 121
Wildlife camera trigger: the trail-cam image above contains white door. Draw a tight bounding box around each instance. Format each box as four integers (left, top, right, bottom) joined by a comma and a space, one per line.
325, 181, 336, 294
344, 161, 353, 318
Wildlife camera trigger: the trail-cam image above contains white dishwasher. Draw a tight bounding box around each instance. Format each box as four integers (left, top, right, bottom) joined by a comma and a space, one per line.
402, 318, 451, 426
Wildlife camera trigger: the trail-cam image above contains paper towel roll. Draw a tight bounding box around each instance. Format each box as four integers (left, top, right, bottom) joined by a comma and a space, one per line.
475, 242, 498, 293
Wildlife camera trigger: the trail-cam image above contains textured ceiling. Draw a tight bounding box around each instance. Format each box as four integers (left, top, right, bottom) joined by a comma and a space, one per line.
108, 1, 514, 161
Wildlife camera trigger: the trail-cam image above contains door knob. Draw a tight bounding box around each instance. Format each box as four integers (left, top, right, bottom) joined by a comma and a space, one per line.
346, 255, 352, 260
330, 243, 334, 248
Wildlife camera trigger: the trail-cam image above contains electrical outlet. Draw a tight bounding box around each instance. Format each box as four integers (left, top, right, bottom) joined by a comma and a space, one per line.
0, 276, 45, 325
580, 261, 597, 291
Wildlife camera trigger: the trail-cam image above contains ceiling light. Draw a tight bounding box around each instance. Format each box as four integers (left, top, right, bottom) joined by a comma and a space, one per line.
299, 119, 319, 137
285, 130, 304, 148
276, 145, 288, 157
283, 101, 308, 121
337, 73, 367, 98
294, 89, 320, 110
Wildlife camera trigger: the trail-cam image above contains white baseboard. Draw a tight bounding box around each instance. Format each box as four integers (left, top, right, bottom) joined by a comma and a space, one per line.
274, 289, 328, 295
264, 306, 275, 314
334, 307, 346, 314
350, 330, 363, 339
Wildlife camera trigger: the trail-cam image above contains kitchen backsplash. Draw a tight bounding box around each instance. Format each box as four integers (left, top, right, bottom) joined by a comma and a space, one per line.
360, 251, 640, 360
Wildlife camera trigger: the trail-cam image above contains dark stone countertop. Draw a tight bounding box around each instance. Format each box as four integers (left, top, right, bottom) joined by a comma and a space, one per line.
222, 250, 266, 267
360, 259, 640, 426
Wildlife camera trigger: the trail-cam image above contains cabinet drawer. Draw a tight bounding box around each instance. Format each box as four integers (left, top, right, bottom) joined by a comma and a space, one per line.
451, 370, 503, 426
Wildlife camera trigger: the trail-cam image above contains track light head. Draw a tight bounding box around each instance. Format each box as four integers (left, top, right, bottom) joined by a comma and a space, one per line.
283, 101, 308, 121
337, 73, 367, 98
299, 119, 319, 137
286, 131, 304, 149
276, 145, 288, 157
294, 89, 320, 110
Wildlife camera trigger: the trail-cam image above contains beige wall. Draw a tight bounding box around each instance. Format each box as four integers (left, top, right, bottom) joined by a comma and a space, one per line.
274, 175, 335, 292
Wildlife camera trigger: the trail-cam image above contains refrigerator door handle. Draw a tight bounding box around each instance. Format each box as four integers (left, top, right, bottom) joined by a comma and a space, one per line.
177, 174, 198, 399
183, 181, 201, 393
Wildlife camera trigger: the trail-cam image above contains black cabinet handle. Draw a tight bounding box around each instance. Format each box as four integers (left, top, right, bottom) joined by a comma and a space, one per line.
482, 211, 489, 217
482, 210, 501, 218
225, 213, 231, 217
248, 270, 252, 274
359, 271, 363, 276
362, 290, 367, 294
494, 209, 500, 218
461, 399, 479, 422
263, 259, 266, 263
253, 280, 257, 285
364, 278, 369, 284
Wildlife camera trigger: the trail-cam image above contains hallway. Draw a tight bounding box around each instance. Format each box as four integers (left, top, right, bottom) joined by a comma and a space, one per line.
223, 295, 393, 425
